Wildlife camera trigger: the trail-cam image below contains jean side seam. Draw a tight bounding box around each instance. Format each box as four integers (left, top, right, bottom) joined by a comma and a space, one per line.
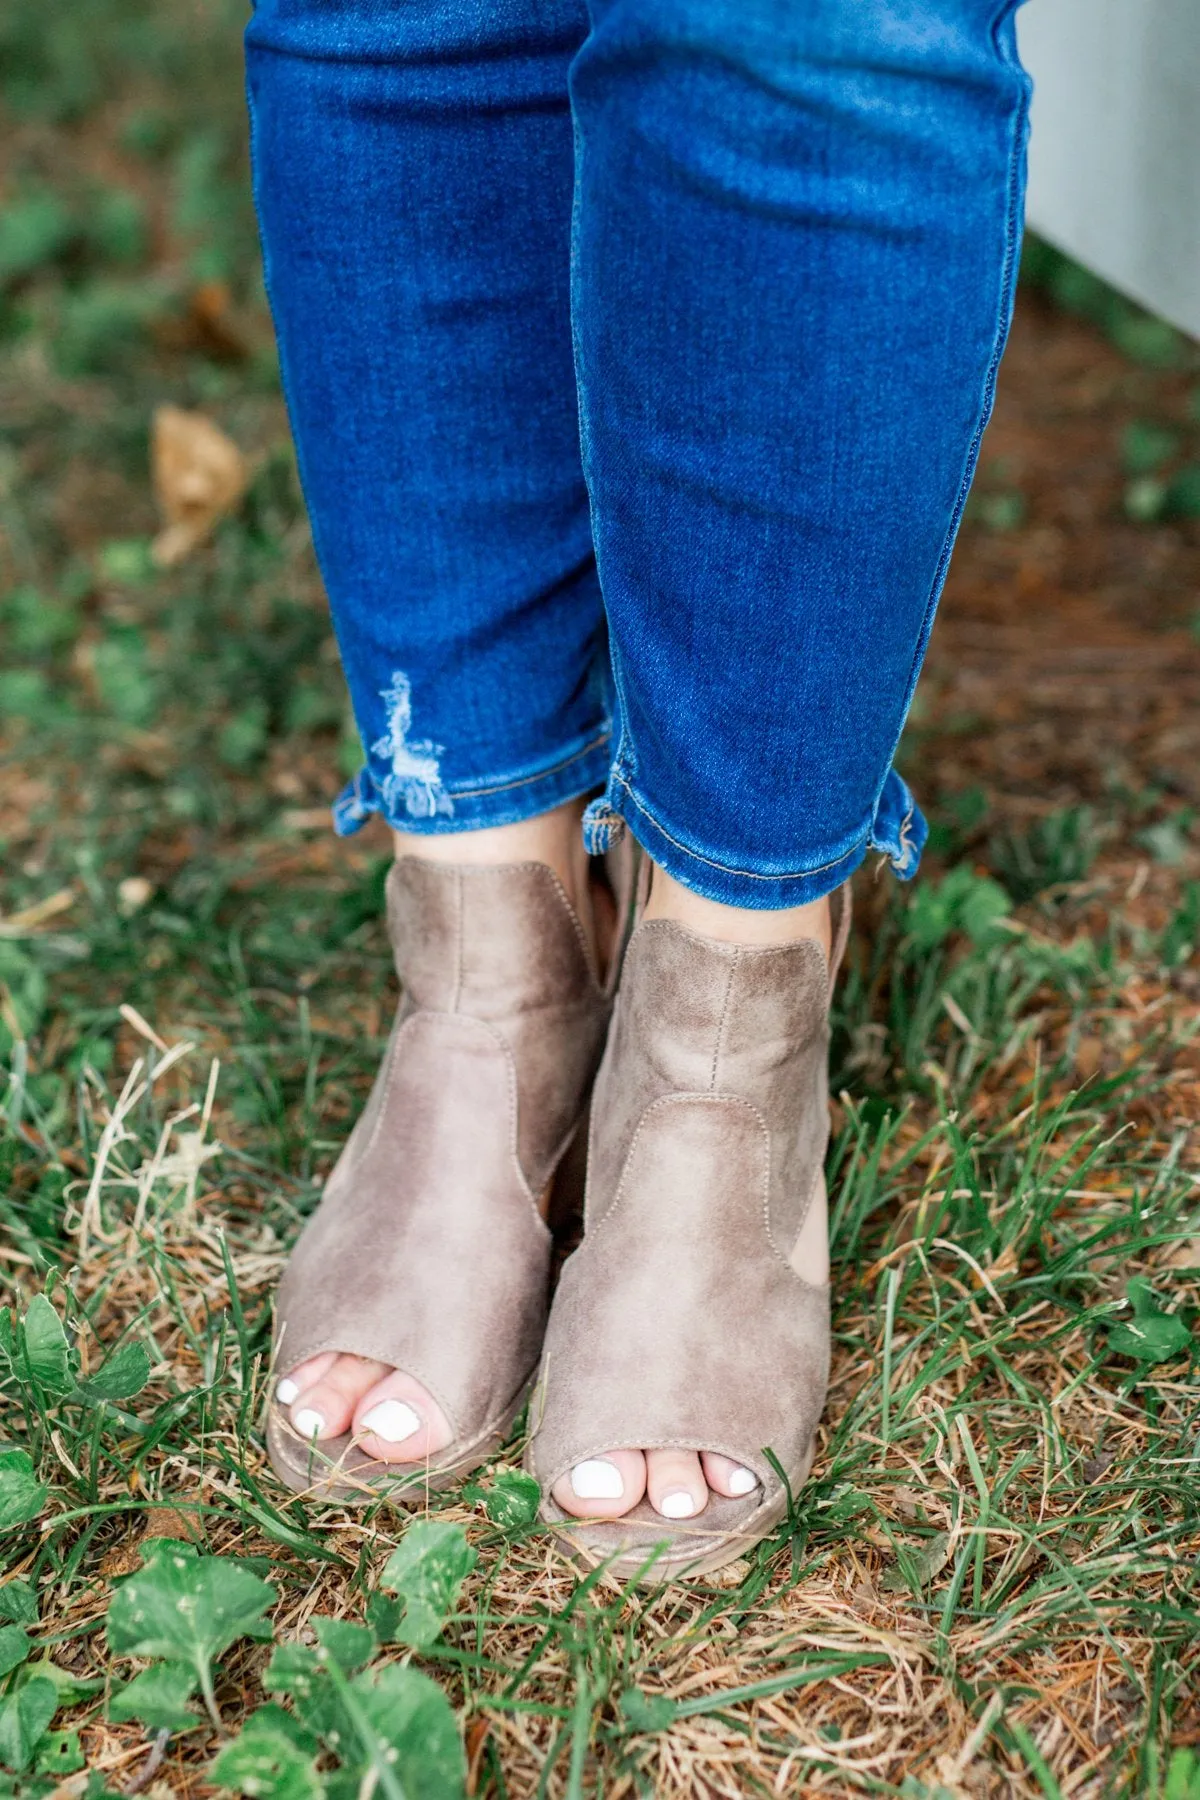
245, 55, 344, 692
566, 67, 633, 790
865, 37, 1031, 831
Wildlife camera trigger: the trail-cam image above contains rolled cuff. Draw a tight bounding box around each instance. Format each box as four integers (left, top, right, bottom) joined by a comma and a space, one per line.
582, 767, 926, 909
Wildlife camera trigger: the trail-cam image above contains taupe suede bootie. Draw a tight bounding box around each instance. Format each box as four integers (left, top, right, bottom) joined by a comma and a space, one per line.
267, 855, 621, 1500
528, 885, 851, 1581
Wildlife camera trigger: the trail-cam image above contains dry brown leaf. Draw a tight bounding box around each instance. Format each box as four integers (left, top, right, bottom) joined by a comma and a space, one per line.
141, 1502, 205, 1544
1163, 1236, 1200, 1269
150, 403, 248, 566
0, 886, 75, 934
187, 279, 254, 360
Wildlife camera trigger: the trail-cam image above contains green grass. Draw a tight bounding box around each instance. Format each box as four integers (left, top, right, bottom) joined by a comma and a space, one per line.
2, 3, 1200, 1796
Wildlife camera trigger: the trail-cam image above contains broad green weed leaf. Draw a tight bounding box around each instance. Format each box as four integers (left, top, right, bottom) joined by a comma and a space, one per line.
235, 1704, 320, 1755
351, 1663, 466, 1800
1108, 1281, 1192, 1365
379, 1520, 476, 1650
618, 1688, 677, 1733
21, 1297, 74, 1394
262, 1645, 345, 1747
108, 1661, 200, 1733
908, 867, 1011, 953
0, 1581, 37, 1626
958, 877, 1012, 946
0, 1451, 48, 1533
212, 1719, 325, 1800
75, 1340, 151, 1403
22, 1657, 104, 1704
312, 1618, 374, 1674
0, 1675, 58, 1773
1107, 1314, 1192, 1363
463, 1470, 540, 1532
0, 195, 73, 286
35, 1731, 84, 1776
1164, 466, 1200, 521
1120, 420, 1178, 477
0, 1628, 31, 1681
1161, 882, 1200, 968
1165, 1748, 1200, 1800
262, 1641, 322, 1704
364, 1592, 402, 1644
106, 1543, 275, 1702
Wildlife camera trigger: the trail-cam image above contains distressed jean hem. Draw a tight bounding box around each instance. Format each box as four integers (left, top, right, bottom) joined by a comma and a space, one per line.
333, 727, 612, 837
582, 767, 927, 909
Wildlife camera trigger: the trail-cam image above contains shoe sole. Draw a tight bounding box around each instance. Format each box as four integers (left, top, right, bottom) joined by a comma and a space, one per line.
266, 1380, 530, 1505
525, 1435, 815, 1587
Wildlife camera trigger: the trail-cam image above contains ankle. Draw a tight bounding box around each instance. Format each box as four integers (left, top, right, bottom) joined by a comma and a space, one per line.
643, 864, 832, 958
394, 798, 588, 899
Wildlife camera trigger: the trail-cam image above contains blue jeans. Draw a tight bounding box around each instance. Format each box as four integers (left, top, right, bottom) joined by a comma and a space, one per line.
245, 0, 1030, 907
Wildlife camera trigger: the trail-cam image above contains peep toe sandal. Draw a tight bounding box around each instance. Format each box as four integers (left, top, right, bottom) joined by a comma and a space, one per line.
528, 883, 851, 1581
268, 853, 628, 1502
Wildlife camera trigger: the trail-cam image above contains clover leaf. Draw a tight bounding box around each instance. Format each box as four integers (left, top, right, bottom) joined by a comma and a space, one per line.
0, 1628, 32, 1682
378, 1520, 475, 1650
35, 1731, 84, 1777
618, 1688, 678, 1733
0, 1677, 58, 1774
0, 1451, 48, 1534
0, 1581, 37, 1626
21, 1297, 75, 1395
75, 1340, 151, 1404
463, 1470, 540, 1533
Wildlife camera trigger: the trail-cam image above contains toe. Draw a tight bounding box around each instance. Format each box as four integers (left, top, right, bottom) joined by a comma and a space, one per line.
551, 1449, 646, 1519
275, 1352, 336, 1408
289, 1354, 390, 1441
352, 1369, 454, 1464
701, 1452, 760, 1501
645, 1449, 708, 1521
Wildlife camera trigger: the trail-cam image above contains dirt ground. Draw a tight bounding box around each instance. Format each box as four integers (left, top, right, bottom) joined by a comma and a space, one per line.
922, 291, 1200, 833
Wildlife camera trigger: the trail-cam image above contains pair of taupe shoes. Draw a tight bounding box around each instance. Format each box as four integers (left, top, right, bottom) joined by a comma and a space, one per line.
268, 848, 849, 1583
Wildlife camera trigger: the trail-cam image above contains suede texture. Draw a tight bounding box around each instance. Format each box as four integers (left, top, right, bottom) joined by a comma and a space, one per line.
272, 858, 610, 1475
530, 886, 851, 1544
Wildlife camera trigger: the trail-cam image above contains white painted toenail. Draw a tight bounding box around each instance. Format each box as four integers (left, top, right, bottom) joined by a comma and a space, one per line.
276, 1378, 299, 1405
293, 1407, 325, 1439
659, 1490, 696, 1519
360, 1400, 420, 1443
571, 1459, 624, 1500
728, 1466, 757, 1496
